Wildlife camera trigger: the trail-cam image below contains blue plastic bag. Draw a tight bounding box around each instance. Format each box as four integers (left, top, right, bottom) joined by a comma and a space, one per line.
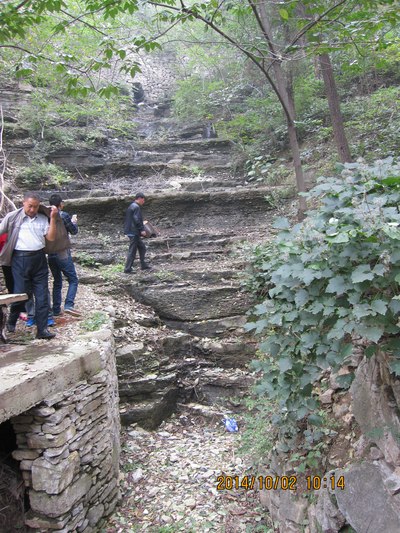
223, 417, 238, 432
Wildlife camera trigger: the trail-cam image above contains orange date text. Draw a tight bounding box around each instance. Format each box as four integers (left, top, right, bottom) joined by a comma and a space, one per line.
216, 475, 298, 491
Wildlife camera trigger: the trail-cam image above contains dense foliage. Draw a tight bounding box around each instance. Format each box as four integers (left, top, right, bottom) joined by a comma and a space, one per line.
246, 158, 400, 441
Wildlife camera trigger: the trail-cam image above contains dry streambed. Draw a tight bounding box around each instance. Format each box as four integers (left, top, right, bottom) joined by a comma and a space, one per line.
104, 413, 271, 532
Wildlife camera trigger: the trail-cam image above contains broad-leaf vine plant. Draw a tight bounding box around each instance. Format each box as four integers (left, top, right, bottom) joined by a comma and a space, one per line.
246, 157, 400, 439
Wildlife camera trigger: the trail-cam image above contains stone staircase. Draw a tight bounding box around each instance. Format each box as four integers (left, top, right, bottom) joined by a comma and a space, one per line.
50, 102, 296, 428
4, 93, 295, 429
72, 223, 262, 428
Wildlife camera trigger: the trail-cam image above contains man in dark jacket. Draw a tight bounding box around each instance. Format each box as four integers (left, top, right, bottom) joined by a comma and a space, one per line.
123, 192, 151, 273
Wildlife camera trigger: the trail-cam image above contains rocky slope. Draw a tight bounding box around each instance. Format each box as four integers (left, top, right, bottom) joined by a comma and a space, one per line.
4, 81, 400, 533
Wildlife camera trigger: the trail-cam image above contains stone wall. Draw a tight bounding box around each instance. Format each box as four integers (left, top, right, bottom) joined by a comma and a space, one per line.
258, 349, 400, 532
7, 327, 120, 532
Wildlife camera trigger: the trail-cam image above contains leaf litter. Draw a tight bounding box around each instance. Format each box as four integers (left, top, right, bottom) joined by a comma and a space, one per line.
103, 412, 271, 532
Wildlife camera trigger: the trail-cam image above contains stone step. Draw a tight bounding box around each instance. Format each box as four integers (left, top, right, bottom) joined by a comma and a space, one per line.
163, 315, 247, 338
146, 233, 240, 250
126, 284, 251, 322
132, 148, 231, 165
118, 372, 178, 402
73, 230, 246, 268
121, 267, 242, 290
38, 174, 247, 201
65, 186, 293, 238
183, 367, 255, 406
119, 388, 179, 429
39, 183, 241, 203
73, 244, 242, 268
44, 149, 233, 181
148, 248, 235, 264
138, 138, 233, 153
194, 337, 256, 368
105, 161, 233, 178
76, 231, 239, 252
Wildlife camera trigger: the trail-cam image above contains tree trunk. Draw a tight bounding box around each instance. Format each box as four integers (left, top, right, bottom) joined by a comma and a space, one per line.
255, 0, 307, 217
318, 53, 352, 163
287, 118, 307, 216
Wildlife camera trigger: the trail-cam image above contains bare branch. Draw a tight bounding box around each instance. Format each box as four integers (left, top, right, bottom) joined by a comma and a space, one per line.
0, 107, 17, 216
288, 0, 350, 51
57, 8, 109, 36
14, 0, 32, 11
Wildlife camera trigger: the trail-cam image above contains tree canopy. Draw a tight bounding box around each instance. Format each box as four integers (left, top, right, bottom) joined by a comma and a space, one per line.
1, 0, 399, 210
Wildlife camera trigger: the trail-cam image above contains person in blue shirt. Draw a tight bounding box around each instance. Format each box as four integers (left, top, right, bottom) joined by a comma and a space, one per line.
47, 193, 80, 317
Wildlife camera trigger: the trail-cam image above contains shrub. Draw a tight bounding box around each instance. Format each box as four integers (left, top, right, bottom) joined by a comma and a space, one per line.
16, 163, 72, 189
81, 311, 108, 331
246, 157, 400, 440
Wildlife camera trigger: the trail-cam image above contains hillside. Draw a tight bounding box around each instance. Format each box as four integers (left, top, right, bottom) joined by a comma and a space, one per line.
1, 53, 400, 532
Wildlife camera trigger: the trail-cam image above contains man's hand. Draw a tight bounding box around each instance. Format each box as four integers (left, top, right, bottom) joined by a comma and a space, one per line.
141, 230, 147, 237
46, 206, 58, 241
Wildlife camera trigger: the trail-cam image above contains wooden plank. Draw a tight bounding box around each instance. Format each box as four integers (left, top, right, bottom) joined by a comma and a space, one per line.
0, 293, 29, 306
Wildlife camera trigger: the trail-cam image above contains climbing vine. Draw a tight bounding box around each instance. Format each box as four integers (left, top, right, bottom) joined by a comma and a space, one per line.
246, 157, 400, 437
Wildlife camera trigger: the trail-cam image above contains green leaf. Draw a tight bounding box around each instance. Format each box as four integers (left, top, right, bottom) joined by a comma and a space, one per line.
389, 296, 400, 315
382, 225, 400, 240
279, 357, 293, 372
372, 264, 386, 276
351, 264, 374, 283
389, 360, 400, 376
357, 324, 384, 343
340, 343, 353, 359
295, 289, 309, 307
326, 276, 348, 295
381, 176, 400, 187
297, 462, 307, 473
327, 319, 348, 340
353, 303, 371, 319
335, 373, 354, 389
284, 311, 298, 322
365, 345, 378, 358
308, 414, 323, 426
15, 68, 34, 78
327, 233, 349, 243
279, 8, 289, 20
371, 299, 388, 315
273, 217, 290, 230
383, 337, 400, 356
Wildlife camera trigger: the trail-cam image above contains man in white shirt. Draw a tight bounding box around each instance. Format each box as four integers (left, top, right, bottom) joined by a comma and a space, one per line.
0, 192, 58, 339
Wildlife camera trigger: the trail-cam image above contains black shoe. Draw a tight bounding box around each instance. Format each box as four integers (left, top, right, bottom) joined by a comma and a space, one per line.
124, 269, 133, 274
141, 263, 151, 270
6, 323, 15, 333
36, 329, 56, 340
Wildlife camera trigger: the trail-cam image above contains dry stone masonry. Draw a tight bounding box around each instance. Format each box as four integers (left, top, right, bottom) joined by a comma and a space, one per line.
1, 325, 120, 532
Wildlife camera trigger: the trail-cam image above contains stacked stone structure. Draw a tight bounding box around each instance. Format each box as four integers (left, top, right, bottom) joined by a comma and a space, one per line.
1, 326, 120, 532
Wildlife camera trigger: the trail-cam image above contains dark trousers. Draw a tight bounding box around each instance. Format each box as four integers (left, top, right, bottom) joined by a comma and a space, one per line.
8, 251, 49, 334
124, 235, 146, 272
1, 265, 14, 293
